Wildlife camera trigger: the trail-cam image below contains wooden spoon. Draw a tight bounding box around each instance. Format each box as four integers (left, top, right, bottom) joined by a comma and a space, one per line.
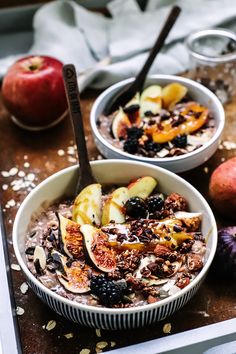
63, 64, 97, 194
103, 5, 181, 115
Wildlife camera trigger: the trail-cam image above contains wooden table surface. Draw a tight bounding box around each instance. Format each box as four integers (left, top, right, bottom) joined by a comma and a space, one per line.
0, 85, 236, 354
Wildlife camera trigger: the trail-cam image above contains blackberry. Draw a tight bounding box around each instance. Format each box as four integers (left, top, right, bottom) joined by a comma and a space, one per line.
124, 197, 147, 218
147, 196, 164, 213
126, 127, 143, 139
145, 141, 162, 153
90, 275, 122, 307
123, 139, 139, 154
172, 134, 187, 148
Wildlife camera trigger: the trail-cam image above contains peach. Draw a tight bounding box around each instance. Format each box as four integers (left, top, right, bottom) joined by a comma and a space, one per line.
209, 157, 236, 220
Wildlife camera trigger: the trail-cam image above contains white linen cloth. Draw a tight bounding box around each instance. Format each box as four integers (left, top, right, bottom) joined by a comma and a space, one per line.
1, 0, 236, 91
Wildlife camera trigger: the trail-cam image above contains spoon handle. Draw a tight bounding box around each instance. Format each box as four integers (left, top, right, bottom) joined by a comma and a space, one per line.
63, 64, 96, 193
132, 5, 181, 93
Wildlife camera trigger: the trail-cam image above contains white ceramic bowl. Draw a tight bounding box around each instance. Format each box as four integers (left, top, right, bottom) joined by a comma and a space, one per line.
13, 160, 217, 330
90, 75, 225, 173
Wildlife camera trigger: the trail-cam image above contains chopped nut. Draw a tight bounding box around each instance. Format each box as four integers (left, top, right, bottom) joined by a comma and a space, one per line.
80, 349, 90, 354
165, 193, 188, 212
79, 348, 91, 354
16, 306, 24, 316
163, 322, 171, 334
20, 282, 29, 294
147, 295, 158, 304
187, 253, 203, 271
11, 264, 21, 271
64, 333, 74, 339
96, 341, 108, 349
45, 320, 57, 331
95, 328, 101, 337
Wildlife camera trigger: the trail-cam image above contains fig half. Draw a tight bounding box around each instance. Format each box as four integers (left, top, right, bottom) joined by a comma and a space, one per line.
57, 213, 83, 259
52, 250, 92, 293
81, 224, 116, 273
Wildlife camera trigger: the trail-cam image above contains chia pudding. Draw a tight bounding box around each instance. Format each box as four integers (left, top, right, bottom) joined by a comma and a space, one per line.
25, 176, 206, 308
98, 83, 215, 158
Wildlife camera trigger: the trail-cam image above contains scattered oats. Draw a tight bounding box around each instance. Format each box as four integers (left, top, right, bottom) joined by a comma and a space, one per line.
64, 333, 74, 339
27, 173, 35, 182
67, 146, 75, 155
8, 219, 12, 224
97, 155, 103, 160
24, 155, 28, 160
96, 341, 108, 349
95, 328, 101, 337
7, 199, 16, 207
203, 167, 209, 174
57, 149, 65, 156
2, 184, 8, 190
2, 208, 6, 212
1, 171, 9, 177
85, 136, 88, 141
68, 156, 77, 163
11, 264, 21, 271
45, 320, 57, 331
110, 341, 116, 347
91, 157, 95, 161
221, 157, 226, 162
20, 282, 29, 294
24, 162, 30, 168
218, 144, 223, 150
196, 310, 210, 317
12, 184, 21, 191
16, 306, 24, 316
163, 323, 172, 334
42, 325, 46, 329
79, 349, 90, 354
95, 349, 102, 354
18, 171, 25, 177
9, 167, 18, 176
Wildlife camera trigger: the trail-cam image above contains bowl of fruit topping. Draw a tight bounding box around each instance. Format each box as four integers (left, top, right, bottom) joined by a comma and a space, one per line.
91, 75, 225, 172
13, 160, 217, 329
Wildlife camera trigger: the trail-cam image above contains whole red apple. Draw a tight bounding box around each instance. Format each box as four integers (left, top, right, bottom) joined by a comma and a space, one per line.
2, 55, 67, 130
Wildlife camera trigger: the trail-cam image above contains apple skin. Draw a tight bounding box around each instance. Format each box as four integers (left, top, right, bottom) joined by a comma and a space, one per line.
2, 55, 67, 128
209, 157, 236, 220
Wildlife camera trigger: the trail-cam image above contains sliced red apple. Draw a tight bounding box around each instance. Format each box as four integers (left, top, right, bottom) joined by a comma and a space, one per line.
81, 224, 116, 273
128, 176, 157, 199
72, 183, 102, 226
101, 187, 130, 225
140, 85, 162, 117
111, 107, 132, 140
162, 83, 188, 110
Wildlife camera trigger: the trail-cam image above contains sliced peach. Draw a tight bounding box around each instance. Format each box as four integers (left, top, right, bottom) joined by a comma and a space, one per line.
112, 107, 132, 140
162, 83, 188, 109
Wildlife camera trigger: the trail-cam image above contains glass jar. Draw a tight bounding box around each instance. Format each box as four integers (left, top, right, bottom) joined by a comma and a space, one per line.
185, 28, 236, 104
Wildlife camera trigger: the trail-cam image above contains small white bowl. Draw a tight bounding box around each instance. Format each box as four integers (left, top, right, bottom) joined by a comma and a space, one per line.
90, 75, 225, 173
13, 160, 217, 329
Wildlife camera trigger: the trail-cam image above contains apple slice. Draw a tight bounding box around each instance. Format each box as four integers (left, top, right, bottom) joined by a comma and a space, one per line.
102, 187, 130, 225
81, 224, 116, 272
128, 176, 157, 199
57, 213, 83, 259
140, 85, 162, 117
124, 92, 140, 113
111, 107, 132, 140
72, 183, 102, 226
162, 83, 188, 110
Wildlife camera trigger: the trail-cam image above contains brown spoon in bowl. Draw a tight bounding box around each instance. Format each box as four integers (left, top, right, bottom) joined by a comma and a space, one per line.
103, 5, 181, 116
63, 64, 97, 194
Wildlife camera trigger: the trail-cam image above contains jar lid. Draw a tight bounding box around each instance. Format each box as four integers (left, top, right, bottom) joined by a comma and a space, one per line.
185, 28, 236, 63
